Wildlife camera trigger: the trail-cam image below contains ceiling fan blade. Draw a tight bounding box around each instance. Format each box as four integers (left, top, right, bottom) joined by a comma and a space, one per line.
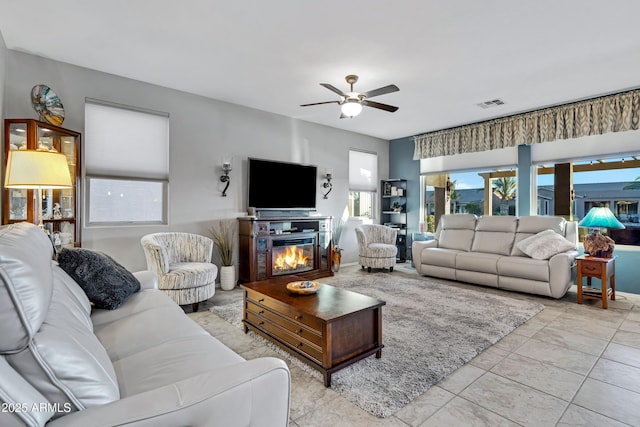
300, 101, 340, 107
320, 83, 346, 97
361, 84, 399, 99
362, 100, 399, 112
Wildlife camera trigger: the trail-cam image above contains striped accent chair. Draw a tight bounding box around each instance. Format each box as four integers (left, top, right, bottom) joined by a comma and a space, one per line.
355, 224, 398, 272
141, 232, 217, 311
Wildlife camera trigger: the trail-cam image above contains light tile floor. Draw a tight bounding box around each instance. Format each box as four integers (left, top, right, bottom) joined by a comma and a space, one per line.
187, 264, 640, 426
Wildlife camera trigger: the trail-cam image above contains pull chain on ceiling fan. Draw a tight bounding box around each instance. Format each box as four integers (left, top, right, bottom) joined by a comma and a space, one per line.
301, 74, 399, 118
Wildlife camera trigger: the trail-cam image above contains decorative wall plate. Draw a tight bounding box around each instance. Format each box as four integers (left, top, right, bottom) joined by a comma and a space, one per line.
31, 84, 65, 126
286, 280, 321, 294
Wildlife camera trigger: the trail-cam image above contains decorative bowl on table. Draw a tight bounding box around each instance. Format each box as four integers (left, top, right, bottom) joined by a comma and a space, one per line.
286, 280, 321, 295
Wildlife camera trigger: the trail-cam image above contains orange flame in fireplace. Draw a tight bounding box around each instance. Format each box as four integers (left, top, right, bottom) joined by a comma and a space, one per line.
274, 245, 309, 271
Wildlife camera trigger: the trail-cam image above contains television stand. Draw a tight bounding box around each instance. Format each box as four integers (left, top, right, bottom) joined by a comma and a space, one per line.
238, 216, 333, 283
254, 209, 314, 218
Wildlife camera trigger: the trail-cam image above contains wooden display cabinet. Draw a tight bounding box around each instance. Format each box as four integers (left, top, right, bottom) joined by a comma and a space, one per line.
3, 119, 81, 248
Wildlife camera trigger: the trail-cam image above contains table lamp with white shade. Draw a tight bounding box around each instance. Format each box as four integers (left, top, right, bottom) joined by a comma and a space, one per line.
4, 150, 73, 229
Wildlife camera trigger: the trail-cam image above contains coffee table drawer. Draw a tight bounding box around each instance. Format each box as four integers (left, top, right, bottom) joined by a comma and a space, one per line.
245, 289, 323, 332
246, 312, 323, 364
246, 300, 322, 346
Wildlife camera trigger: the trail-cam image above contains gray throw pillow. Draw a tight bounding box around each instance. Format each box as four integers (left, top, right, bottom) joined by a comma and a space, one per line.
57, 248, 140, 309
515, 229, 575, 260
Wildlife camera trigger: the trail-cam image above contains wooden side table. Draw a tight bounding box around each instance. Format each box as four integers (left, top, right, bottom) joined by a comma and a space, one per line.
576, 255, 616, 309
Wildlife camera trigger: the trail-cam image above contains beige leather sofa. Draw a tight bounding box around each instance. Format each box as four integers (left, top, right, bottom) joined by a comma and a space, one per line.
412, 214, 578, 298
0, 222, 290, 426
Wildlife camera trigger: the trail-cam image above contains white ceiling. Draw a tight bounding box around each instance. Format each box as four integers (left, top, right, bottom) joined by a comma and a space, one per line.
1, 1, 640, 141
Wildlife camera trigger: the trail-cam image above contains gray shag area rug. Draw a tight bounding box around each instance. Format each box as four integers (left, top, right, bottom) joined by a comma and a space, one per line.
210, 272, 544, 418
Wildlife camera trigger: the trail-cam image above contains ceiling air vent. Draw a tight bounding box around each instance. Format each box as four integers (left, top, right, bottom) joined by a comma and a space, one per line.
477, 98, 505, 109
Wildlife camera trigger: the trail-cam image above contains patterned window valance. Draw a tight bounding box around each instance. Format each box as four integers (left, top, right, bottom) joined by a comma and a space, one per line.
413, 89, 640, 159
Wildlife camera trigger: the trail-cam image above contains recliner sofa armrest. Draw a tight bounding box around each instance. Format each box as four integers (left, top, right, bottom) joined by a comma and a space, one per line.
548, 250, 579, 298
133, 270, 158, 290
46, 357, 291, 427
412, 239, 438, 255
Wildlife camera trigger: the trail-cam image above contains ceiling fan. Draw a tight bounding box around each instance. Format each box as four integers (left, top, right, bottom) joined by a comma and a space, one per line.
300, 74, 399, 118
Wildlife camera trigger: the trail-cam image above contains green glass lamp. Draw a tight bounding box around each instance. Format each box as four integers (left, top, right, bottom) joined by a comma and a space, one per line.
578, 207, 625, 258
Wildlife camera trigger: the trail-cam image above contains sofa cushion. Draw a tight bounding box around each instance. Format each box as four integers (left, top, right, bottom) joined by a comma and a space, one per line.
113, 335, 244, 397
471, 216, 517, 255
1, 224, 120, 416
0, 222, 53, 353
456, 252, 502, 274
438, 214, 478, 231
161, 261, 218, 290
92, 288, 244, 397
53, 265, 93, 331
91, 288, 177, 327
94, 304, 211, 362
437, 214, 477, 251
517, 216, 565, 234
418, 247, 461, 269
439, 229, 476, 251
6, 266, 120, 415
512, 216, 566, 256
58, 248, 141, 310
515, 229, 575, 260
497, 256, 550, 282
359, 243, 397, 259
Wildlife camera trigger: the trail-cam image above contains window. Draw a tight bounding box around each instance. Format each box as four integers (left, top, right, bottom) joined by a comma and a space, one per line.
85, 100, 169, 225
421, 168, 517, 226
348, 150, 377, 218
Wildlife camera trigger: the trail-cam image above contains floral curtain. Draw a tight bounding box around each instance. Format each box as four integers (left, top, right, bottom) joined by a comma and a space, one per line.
413, 89, 640, 159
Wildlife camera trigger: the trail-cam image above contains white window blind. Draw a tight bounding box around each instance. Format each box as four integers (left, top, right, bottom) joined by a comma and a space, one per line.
85, 101, 169, 179
349, 150, 378, 192
85, 100, 169, 225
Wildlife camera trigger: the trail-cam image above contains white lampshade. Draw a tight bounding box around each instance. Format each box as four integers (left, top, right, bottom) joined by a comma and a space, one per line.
4, 150, 72, 189
341, 101, 363, 118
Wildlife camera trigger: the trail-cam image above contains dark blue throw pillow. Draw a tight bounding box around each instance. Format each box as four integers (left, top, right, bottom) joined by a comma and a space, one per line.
57, 248, 140, 310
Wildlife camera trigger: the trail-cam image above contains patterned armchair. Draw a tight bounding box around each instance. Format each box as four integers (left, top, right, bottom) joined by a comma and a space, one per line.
141, 232, 217, 311
355, 224, 398, 272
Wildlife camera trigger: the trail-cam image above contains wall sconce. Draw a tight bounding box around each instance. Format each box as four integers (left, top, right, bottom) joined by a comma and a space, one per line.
220, 161, 232, 197
322, 169, 333, 199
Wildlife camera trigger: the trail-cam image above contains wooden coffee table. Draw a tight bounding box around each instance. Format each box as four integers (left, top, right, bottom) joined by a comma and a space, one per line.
242, 275, 385, 386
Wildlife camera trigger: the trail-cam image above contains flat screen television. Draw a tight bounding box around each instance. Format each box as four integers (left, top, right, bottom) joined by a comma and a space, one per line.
247, 158, 317, 210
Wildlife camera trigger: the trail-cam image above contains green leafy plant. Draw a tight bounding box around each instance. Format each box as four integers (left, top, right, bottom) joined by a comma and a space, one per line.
210, 219, 236, 266
426, 215, 435, 232
623, 177, 640, 190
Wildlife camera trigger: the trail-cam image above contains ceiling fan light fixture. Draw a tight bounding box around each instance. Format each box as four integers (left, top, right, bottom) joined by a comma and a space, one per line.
301, 74, 399, 117
341, 100, 362, 118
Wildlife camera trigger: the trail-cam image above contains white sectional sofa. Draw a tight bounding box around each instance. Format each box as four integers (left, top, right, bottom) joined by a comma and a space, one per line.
0, 222, 291, 426
412, 214, 579, 298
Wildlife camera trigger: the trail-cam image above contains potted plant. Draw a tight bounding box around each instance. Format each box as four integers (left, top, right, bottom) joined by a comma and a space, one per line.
210, 219, 236, 290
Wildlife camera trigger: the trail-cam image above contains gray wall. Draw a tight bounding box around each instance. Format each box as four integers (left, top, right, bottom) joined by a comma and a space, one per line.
4, 51, 389, 271
0, 31, 6, 120
389, 136, 420, 234
0, 31, 6, 213
389, 136, 421, 259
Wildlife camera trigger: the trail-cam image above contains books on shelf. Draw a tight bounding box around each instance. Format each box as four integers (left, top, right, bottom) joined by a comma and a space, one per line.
582, 287, 602, 296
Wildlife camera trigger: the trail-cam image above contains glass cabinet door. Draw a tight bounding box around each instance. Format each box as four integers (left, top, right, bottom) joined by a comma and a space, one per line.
6, 122, 29, 220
